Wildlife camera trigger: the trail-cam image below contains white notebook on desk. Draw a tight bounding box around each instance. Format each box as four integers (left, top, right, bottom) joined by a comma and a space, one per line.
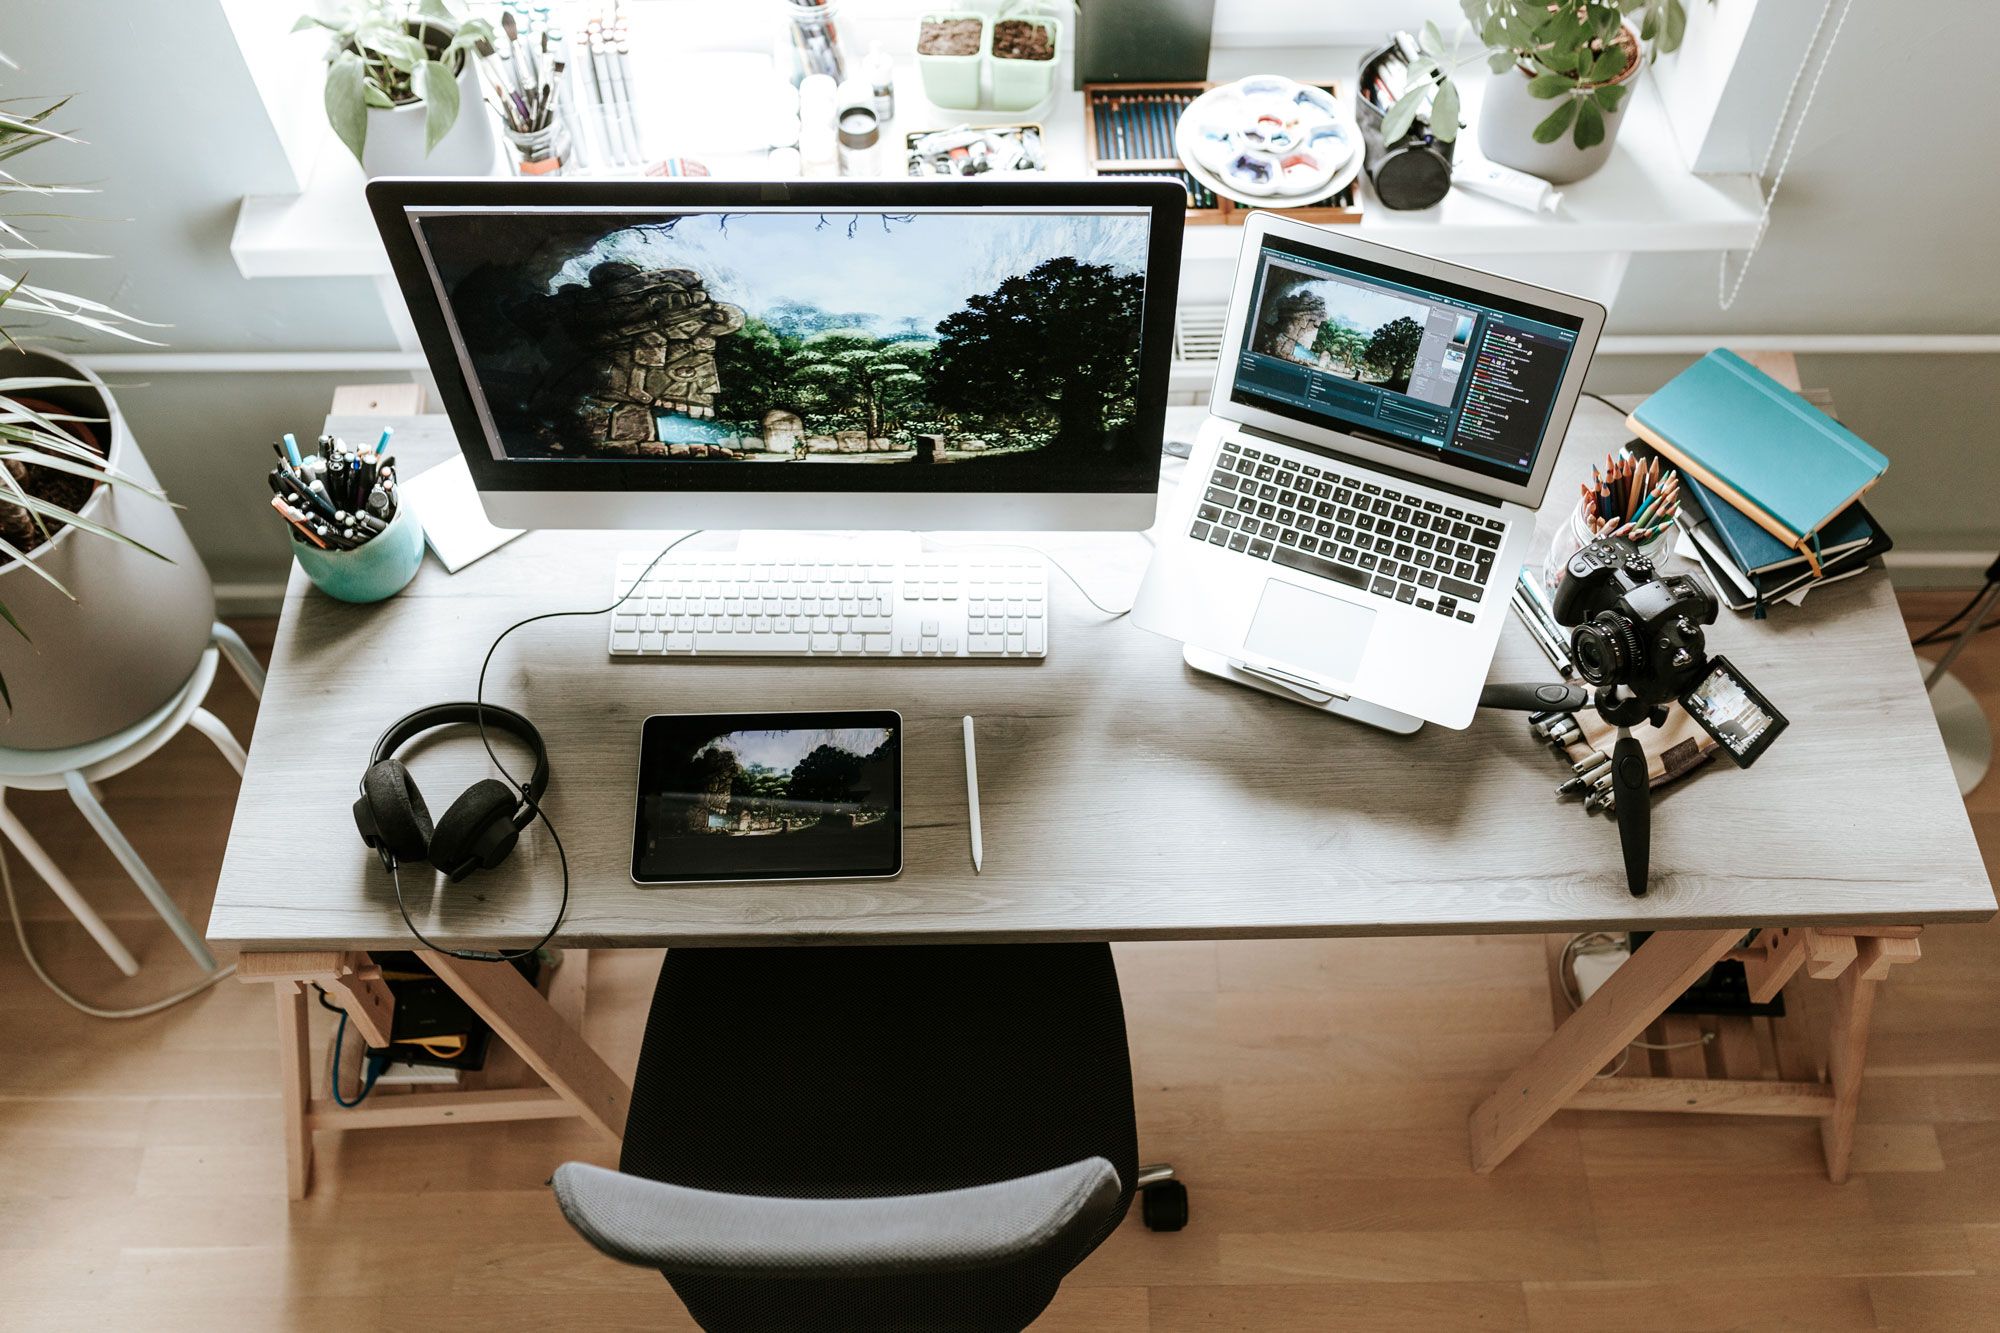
399, 454, 523, 573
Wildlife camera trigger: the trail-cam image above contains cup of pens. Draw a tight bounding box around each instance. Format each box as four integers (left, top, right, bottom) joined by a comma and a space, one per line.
270, 430, 424, 604
1543, 446, 1680, 593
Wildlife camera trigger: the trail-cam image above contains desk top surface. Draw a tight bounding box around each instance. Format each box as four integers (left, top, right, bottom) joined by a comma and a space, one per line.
207, 405, 1995, 951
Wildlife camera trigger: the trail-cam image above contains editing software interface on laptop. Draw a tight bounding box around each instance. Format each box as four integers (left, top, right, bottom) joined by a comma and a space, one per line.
1231, 237, 1583, 483
404, 204, 1160, 491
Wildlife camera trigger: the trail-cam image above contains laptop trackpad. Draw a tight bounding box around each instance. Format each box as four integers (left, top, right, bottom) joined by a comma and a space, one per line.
1242, 579, 1374, 685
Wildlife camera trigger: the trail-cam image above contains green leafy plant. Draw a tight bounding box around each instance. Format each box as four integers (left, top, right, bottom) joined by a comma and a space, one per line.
295, 0, 495, 165
0, 54, 170, 711
1385, 1, 1694, 152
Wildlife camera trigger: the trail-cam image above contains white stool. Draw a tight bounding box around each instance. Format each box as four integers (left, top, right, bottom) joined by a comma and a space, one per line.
0, 623, 264, 975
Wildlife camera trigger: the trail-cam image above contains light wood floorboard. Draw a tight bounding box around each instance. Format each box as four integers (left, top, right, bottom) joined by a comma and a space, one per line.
1, 594, 1995, 1331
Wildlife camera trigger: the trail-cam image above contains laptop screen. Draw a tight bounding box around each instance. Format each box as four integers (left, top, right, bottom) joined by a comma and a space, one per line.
1229, 235, 1585, 486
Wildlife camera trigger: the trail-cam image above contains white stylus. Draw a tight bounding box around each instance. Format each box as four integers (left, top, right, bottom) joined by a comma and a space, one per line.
962, 714, 982, 874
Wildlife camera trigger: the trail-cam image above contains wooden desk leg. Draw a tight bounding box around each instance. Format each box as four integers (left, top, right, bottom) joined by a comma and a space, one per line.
419, 951, 631, 1142
1470, 927, 1738, 1173
274, 981, 315, 1200
1821, 962, 1880, 1183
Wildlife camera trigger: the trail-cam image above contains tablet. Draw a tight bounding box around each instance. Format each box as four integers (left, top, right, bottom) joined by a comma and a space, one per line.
631, 710, 903, 885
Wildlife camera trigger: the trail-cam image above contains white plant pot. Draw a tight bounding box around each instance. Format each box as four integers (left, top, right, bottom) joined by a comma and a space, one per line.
0, 350, 215, 751
359, 56, 498, 178
1476, 27, 1641, 186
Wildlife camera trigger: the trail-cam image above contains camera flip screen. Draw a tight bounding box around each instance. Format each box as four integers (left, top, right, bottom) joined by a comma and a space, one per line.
1680, 655, 1788, 768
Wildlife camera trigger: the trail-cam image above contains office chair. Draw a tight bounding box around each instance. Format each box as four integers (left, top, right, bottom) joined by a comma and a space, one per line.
552, 942, 1187, 1331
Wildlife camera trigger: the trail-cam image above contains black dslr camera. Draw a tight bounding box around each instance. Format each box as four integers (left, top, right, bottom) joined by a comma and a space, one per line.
1550, 537, 1718, 705
1488, 535, 1787, 897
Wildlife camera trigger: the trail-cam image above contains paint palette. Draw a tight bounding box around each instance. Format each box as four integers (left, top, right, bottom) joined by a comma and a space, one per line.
1175, 75, 1360, 204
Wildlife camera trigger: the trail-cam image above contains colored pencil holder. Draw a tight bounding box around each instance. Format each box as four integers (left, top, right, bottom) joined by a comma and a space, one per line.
1543, 492, 1673, 594
292, 504, 425, 604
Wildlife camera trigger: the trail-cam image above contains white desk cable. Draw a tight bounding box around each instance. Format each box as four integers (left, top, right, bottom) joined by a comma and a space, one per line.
1559, 931, 1716, 1079
1717, 0, 1855, 311
0, 848, 235, 1019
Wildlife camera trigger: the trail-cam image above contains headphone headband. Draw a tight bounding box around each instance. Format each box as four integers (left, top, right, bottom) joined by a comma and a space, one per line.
367, 703, 551, 816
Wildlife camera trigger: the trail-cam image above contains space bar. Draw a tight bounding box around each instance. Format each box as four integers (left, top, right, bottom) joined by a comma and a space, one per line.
1273, 547, 1370, 592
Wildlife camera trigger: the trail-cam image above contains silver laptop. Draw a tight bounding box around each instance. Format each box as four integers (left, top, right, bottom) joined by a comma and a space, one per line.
1133, 215, 1605, 731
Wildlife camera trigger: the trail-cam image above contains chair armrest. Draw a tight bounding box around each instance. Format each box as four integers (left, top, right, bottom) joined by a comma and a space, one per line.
551, 1156, 1121, 1279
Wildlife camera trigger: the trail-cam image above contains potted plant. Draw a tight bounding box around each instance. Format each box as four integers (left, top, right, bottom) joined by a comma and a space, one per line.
988, 7, 1062, 114
1383, 1, 1691, 185
0, 93, 216, 750
915, 12, 986, 112
296, 0, 498, 177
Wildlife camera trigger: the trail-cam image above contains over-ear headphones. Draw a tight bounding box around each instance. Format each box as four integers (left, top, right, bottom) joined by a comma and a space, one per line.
354, 703, 551, 881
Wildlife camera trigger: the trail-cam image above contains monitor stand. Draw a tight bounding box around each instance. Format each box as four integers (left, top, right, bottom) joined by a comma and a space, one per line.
734, 530, 927, 563
1183, 646, 1424, 735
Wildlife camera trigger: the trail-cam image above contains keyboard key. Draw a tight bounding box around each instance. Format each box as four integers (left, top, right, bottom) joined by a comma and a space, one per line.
1274, 546, 1368, 590
1205, 486, 1234, 506
1472, 527, 1502, 549
1228, 532, 1250, 552
1370, 575, 1397, 598
1190, 521, 1211, 542
1395, 584, 1417, 604
1248, 539, 1275, 559
1456, 610, 1476, 623
1438, 575, 1485, 603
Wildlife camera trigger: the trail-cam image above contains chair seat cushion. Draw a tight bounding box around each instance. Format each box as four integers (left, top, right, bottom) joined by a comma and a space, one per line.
553, 1156, 1121, 1279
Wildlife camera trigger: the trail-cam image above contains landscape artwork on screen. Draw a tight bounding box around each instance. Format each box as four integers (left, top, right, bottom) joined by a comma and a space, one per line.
1250, 262, 1438, 396
635, 721, 899, 881
418, 209, 1151, 464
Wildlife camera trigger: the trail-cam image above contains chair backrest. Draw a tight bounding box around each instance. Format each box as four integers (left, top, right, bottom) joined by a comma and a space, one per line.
552, 1156, 1122, 1330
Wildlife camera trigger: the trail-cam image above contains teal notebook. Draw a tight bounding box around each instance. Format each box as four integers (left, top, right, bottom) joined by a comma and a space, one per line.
1626, 350, 1888, 560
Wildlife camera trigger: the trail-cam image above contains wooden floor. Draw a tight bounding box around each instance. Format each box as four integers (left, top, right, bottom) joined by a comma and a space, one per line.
2, 593, 1996, 1331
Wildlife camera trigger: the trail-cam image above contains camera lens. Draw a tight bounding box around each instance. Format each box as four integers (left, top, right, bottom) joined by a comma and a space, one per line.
1571, 612, 1639, 686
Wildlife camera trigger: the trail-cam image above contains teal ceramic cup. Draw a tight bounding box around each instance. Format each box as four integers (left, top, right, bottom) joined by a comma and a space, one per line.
292, 504, 425, 603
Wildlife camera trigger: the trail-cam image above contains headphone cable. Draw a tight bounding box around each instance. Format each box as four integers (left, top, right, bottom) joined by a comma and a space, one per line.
394, 531, 704, 964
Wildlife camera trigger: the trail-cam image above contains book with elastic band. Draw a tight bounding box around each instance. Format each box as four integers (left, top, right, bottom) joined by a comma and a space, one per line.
1626, 349, 1888, 572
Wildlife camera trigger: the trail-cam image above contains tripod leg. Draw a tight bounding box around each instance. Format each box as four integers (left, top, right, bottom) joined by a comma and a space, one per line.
1611, 729, 1651, 895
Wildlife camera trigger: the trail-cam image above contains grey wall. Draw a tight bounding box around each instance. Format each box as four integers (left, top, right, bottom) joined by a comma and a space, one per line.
5, 1, 393, 589
6, 0, 1997, 594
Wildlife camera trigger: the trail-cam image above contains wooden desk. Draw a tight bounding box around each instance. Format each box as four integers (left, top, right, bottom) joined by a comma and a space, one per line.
209, 403, 1994, 1198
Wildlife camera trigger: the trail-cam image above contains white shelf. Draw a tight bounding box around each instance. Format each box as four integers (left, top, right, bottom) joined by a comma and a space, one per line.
232, 43, 1763, 280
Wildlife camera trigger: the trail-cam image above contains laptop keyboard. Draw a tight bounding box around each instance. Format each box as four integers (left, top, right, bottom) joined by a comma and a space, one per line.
1189, 440, 1504, 622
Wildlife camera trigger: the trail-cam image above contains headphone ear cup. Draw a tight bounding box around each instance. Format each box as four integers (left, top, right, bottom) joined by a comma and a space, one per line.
427, 778, 522, 881
358, 759, 434, 865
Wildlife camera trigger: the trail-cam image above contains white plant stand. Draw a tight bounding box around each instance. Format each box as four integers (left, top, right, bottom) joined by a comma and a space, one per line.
0, 623, 264, 975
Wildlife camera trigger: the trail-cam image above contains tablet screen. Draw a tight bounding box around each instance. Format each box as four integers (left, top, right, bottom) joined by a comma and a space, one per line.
632, 710, 903, 884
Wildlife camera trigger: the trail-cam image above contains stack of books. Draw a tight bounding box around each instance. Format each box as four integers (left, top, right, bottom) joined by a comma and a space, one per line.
1626, 350, 1894, 616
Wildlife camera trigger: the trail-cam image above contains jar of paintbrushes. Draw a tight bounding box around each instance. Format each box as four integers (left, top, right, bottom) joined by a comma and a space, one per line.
268, 430, 423, 603
1543, 445, 1680, 592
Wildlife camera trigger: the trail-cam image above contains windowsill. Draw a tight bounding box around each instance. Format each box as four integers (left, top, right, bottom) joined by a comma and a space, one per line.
231, 42, 1763, 280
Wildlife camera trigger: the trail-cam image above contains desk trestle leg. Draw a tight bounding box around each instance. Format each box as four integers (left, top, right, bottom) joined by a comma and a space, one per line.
1472, 925, 1922, 1181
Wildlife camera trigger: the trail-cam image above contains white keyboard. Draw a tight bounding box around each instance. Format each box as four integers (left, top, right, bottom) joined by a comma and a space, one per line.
608, 552, 1049, 659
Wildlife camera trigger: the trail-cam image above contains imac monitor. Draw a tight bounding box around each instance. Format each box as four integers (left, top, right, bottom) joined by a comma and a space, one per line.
369, 179, 1187, 531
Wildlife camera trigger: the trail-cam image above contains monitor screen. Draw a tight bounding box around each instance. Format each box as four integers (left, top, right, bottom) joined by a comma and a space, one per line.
1229, 235, 1585, 485
400, 201, 1165, 493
